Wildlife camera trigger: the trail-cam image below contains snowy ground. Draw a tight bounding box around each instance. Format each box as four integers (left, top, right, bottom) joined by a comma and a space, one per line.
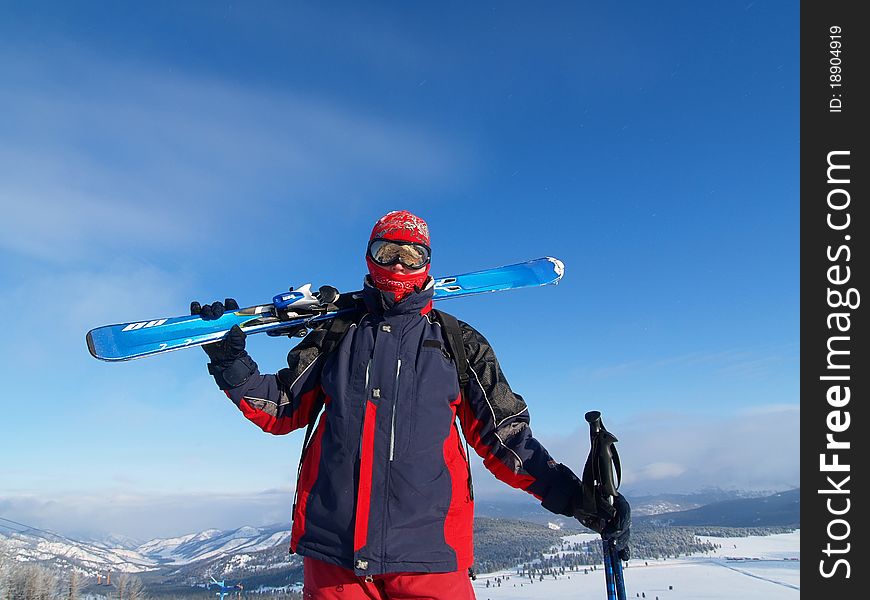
472, 530, 800, 600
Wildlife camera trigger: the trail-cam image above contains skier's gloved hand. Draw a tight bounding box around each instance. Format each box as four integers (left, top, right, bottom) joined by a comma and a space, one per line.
200, 324, 258, 390
201, 323, 247, 363
569, 481, 616, 533
191, 298, 239, 321
602, 493, 631, 561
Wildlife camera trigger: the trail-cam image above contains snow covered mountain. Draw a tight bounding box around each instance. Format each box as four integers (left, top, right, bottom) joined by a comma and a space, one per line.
136, 524, 292, 565
0, 529, 158, 575
637, 488, 800, 527
0, 522, 294, 575
474, 489, 768, 523
1, 489, 798, 590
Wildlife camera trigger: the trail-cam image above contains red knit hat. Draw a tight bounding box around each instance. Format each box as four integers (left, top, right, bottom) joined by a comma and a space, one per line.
366, 210, 431, 300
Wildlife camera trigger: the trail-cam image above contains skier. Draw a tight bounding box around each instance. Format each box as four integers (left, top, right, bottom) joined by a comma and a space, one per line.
195, 210, 630, 599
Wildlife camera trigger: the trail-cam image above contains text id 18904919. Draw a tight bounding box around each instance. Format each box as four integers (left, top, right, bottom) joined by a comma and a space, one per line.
829, 25, 844, 113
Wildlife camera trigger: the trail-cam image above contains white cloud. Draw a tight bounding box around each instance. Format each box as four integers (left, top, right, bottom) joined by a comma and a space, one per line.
0, 48, 468, 263
0, 404, 799, 539
633, 462, 687, 480
0, 489, 295, 541
470, 404, 799, 500
573, 344, 798, 382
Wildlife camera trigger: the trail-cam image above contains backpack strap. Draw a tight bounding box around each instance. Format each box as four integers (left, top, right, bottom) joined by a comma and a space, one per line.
432, 309, 474, 500
433, 309, 470, 389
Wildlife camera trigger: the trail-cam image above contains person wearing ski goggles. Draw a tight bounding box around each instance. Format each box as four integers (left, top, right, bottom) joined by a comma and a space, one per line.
362, 212, 434, 302
195, 210, 630, 600
367, 239, 431, 271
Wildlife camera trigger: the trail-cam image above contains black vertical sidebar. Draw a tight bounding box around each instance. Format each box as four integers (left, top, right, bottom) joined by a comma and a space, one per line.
802, 0, 868, 595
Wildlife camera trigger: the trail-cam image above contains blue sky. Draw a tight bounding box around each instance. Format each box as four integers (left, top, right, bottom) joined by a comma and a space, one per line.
0, 1, 798, 539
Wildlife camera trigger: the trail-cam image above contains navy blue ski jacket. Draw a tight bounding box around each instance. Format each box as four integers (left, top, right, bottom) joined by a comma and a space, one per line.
216, 278, 581, 577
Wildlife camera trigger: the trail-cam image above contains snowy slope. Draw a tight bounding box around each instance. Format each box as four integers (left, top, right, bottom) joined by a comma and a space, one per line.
472, 530, 800, 600
3, 521, 800, 598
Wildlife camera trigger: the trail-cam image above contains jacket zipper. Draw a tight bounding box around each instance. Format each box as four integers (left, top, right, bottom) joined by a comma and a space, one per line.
389, 359, 401, 461
359, 359, 372, 454
380, 355, 401, 572
353, 357, 377, 561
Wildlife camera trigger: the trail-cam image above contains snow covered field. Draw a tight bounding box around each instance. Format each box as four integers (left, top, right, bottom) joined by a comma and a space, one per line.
472, 530, 800, 600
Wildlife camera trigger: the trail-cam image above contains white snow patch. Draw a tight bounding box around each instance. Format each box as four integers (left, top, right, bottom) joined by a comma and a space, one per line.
473, 530, 800, 599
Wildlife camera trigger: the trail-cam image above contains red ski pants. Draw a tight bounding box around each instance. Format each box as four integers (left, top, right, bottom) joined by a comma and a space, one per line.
302, 557, 476, 600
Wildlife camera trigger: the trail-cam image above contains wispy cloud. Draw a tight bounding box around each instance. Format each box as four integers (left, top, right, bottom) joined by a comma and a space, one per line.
471, 404, 799, 501
0, 260, 186, 368
633, 462, 688, 481
0, 46, 468, 263
572, 343, 798, 381
1, 397, 799, 539
0, 489, 295, 541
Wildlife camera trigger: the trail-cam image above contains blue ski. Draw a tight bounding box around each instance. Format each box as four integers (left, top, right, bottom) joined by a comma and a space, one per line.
86, 257, 564, 362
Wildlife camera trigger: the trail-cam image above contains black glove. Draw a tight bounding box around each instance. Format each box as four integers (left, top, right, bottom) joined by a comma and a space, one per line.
569, 485, 632, 559
570, 481, 616, 533
191, 299, 256, 389
191, 298, 239, 321
602, 493, 631, 561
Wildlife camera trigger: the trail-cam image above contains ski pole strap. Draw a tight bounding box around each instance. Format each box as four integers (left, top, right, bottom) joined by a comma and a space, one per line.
587, 434, 621, 493
582, 413, 621, 497
611, 443, 621, 491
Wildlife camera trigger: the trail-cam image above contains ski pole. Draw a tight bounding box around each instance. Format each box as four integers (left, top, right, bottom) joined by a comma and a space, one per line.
585, 411, 627, 600
602, 541, 618, 600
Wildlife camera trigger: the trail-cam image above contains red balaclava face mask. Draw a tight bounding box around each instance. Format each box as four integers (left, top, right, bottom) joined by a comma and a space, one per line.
366, 210, 431, 301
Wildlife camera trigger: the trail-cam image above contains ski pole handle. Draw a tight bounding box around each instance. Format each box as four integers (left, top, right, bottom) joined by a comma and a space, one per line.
584, 410, 620, 498
598, 432, 619, 498
585, 410, 602, 435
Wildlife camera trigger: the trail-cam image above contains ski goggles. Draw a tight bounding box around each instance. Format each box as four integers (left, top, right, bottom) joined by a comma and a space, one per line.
367, 239, 431, 270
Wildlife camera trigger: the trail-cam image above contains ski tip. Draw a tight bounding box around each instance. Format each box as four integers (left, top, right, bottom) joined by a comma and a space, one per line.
545, 257, 565, 281
86, 327, 133, 362
86, 330, 121, 361
86, 331, 98, 359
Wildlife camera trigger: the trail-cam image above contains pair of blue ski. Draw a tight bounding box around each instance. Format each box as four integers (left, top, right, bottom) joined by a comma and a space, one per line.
86, 257, 564, 362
